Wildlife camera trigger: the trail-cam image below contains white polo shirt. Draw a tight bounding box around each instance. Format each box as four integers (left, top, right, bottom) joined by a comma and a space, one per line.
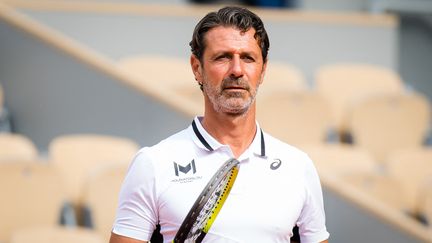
112, 116, 329, 243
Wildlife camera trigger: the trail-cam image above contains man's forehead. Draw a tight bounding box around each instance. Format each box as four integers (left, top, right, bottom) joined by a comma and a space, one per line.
206, 26, 256, 38
203, 26, 259, 49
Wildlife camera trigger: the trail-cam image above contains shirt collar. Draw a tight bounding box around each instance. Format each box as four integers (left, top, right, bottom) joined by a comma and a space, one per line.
190, 116, 266, 157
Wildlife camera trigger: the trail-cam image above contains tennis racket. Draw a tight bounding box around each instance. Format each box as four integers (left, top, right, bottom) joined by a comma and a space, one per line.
173, 158, 240, 243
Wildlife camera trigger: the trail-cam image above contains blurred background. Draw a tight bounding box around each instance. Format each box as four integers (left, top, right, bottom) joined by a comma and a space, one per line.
0, 0, 431, 242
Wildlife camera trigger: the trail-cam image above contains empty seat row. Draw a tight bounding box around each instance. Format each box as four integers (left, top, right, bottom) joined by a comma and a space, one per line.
386, 148, 432, 216
303, 144, 432, 226
9, 226, 103, 243
259, 90, 430, 164
0, 133, 140, 242
315, 63, 406, 136
0, 160, 119, 243
0, 133, 38, 161
342, 171, 432, 226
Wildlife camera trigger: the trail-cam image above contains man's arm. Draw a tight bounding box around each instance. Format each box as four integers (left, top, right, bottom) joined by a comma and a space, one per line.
109, 232, 147, 243
321, 240, 329, 243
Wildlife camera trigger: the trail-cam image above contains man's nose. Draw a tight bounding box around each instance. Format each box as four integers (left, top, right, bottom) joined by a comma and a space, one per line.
229, 56, 244, 78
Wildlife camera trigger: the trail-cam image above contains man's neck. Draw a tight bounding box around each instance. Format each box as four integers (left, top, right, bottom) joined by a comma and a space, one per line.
201, 107, 257, 158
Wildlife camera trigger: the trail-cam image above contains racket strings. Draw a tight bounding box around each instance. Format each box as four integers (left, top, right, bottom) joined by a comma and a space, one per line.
203, 168, 237, 231
174, 158, 240, 243
187, 171, 231, 241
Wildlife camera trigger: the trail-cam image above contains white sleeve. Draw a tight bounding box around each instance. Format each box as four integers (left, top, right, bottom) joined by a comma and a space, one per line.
297, 157, 330, 243
111, 149, 158, 241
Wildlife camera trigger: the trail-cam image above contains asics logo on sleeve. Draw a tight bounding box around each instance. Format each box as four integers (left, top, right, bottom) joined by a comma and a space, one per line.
270, 159, 282, 170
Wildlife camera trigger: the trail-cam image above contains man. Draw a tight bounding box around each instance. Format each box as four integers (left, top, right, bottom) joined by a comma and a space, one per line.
110, 6, 329, 243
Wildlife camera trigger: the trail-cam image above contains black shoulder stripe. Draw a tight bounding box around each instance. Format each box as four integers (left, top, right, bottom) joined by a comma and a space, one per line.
192, 120, 214, 151
260, 129, 266, 157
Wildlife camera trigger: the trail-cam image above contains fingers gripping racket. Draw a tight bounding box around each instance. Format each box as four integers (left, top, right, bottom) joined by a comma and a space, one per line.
173, 158, 240, 243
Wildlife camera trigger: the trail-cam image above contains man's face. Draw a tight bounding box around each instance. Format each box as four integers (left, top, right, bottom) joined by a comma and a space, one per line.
191, 26, 266, 116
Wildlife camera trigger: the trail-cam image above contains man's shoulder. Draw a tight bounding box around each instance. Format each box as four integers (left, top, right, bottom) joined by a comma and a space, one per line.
147, 126, 192, 151
263, 132, 311, 161
264, 132, 305, 152
134, 126, 196, 165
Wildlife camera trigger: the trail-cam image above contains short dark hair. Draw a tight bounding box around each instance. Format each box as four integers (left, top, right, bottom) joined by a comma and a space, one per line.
190, 6, 270, 62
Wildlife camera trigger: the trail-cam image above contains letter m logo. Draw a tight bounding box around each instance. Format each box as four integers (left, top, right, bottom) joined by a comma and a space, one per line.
173, 159, 196, 176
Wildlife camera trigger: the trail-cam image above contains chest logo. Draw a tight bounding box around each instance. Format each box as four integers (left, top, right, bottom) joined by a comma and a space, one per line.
173, 159, 197, 176
270, 159, 282, 170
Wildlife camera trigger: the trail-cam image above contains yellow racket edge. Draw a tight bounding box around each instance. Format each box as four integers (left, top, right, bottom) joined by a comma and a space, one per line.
203, 165, 239, 233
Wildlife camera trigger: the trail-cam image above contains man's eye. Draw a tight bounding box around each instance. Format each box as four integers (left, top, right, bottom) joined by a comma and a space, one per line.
216, 55, 230, 61
242, 56, 255, 62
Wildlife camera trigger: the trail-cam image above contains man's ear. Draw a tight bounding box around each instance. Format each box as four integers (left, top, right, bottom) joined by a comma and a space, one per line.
190, 54, 203, 83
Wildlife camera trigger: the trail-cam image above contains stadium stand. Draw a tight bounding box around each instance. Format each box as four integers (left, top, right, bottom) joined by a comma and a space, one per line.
10, 226, 103, 243
117, 55, 201, 99
343, 171, 411, 213
0, 133, 39, 161
258, 61, 308, 96
417, 179, 432, 227
301, 143, 377, 175
0, 161, 68, 242
386, 147, 432, 217
314, 63, 406, 141
257, 90, 332, 146
347, 92, 431, 163
48, 134, 139, 223
117, 54, 204, 115
81, 163, 129, 241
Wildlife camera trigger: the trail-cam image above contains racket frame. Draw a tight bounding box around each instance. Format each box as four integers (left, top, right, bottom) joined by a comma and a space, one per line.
173, 158, 240, 243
